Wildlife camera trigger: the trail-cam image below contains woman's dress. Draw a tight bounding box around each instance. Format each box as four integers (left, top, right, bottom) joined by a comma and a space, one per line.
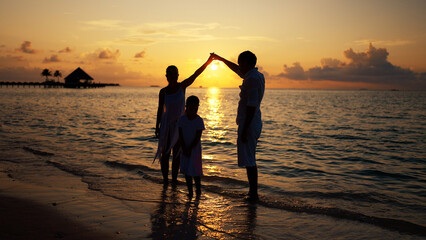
154, 86, 185, 162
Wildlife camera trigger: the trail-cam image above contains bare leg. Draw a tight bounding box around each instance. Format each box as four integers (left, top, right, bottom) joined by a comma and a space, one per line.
246, 166, 258, 200
171, 142, 181, 183
185, 175, 193, 198
160, 131, 172, 184
194, 176, 201, 197
160, 152, 170, 184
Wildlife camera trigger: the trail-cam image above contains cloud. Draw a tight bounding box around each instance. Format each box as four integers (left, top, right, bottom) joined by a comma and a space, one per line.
116, 38, 155, 45
84, 19, 127, 30
58, 47, 72, 53
134, 50, 146, 58
236, 36, 277, 42
43, 54, 61, 63
84, 20, 221, 44
274, 43, 425, 89
353, 39, 414, 47
98, 48, 120, 60
276, 62, 307, 80
135, 22, 220, 42
16, 41, 39, 54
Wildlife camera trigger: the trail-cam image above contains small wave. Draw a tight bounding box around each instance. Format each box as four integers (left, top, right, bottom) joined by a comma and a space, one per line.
327, 134, 370, 141
23, 146, 54, 156
349, 169, 418, 181
326, 126, 354, 131
389, 156, 425, 164
271, 167, 330, 178
128, 136, 157, 142
298, 133, 319, 139
340, 156, 381, 165
369, 115, 408, 120
382, 139, 417, 145
46, 160, 101, 178
104, 160, 158, 173
256, 194, 426, 236
203, 175, 248, 187
203, 140, 235, 147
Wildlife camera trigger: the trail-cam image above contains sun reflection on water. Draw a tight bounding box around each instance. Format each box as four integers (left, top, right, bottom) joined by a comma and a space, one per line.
205, 164, 221, 174
205, 87, 226, 142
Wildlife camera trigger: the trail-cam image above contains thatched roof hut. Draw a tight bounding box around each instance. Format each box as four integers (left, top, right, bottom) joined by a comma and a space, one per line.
64, 67, 94, 85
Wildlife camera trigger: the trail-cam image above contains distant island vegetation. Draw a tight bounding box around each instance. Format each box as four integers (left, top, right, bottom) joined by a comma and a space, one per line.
0, 67, 120, 88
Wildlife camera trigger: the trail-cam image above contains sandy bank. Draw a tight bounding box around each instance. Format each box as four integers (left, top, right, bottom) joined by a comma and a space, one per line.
0, 194, 114, 240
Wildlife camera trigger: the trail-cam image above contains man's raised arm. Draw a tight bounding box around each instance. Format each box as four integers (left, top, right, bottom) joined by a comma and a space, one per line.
211, 53, 243, 78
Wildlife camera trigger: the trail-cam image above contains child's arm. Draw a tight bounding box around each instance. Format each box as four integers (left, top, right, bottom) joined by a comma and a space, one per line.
181, 55, 214, 89
179, 127, 190, 157
187, 130, 203, 151
155, 88, 165, 138
211, 53, 243, 78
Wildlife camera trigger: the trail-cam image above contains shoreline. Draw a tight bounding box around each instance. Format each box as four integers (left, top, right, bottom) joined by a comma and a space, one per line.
0, 141, 424, 239
0, 173, 153, 240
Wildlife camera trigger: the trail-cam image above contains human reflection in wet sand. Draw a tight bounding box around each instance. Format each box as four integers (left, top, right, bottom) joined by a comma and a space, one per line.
150, 185, 200, 239
244, 203, 258, 239
151, 185, 260, 239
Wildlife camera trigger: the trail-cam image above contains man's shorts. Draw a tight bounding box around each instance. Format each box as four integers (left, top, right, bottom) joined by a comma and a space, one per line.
237, 121, 262, 167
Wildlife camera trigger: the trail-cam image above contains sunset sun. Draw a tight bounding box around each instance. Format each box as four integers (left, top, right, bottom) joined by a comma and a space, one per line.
210, 64, 218, 71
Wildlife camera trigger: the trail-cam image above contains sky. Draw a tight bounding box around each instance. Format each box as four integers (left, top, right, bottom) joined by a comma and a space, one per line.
0, 0, 425, 89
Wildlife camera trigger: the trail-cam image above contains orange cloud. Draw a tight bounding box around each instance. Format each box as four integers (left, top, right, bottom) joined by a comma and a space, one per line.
58, 47, 72, 53
98, 48, 120, 60
134, 50, 146, 58
272, 44, 425, 90
16, 41, 39, 54
43, 55, 61, 63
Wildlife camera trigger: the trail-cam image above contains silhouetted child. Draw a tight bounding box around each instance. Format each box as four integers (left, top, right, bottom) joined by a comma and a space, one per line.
178, 96, 205, 198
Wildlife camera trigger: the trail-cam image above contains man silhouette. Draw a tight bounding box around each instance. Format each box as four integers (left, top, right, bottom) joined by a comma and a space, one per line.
212, 51, 265, 201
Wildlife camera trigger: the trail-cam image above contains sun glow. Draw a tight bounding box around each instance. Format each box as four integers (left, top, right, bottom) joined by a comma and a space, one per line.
210, 64, 218, 71
204, 87, 226, 143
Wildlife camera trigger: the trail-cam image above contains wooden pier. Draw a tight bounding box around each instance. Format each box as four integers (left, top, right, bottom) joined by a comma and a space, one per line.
0, 81, 119, 88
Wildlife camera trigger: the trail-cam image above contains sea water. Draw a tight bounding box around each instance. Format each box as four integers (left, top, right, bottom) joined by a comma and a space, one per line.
0, 87, 425, 238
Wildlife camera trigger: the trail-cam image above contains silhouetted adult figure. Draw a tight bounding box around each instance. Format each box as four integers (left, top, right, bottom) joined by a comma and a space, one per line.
155, 55, 213, 185
211, 51, 265, 201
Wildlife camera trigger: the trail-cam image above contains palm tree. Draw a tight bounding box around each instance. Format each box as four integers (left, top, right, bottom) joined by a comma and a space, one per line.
54, 70, 62, 82
41, 69, 52, 82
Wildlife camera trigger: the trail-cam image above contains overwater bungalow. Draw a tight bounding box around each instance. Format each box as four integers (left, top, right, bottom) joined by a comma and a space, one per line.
64, 67, 94, 88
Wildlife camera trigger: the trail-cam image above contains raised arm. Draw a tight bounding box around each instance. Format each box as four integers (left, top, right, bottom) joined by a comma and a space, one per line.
181, 55, 214, 89
155, 88, 165, 138
211, 53, 243, 78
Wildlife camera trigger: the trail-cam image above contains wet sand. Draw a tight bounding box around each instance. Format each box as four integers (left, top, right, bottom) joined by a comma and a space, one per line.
1, 165, 422, 240
0, 172, 154, 240
0, 195, 114, 240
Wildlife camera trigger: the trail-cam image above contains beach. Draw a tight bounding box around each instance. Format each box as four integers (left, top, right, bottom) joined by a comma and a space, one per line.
1, 147, 424, 240
0, 171, 153, 239
0, 191, 114, 240
0, 87, 425, 239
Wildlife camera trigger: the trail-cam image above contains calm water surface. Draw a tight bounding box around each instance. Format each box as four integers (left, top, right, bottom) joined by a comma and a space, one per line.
0, 87, 425, 238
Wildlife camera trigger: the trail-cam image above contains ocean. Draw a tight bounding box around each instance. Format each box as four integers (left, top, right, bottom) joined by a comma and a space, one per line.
0, 87, 425, 239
